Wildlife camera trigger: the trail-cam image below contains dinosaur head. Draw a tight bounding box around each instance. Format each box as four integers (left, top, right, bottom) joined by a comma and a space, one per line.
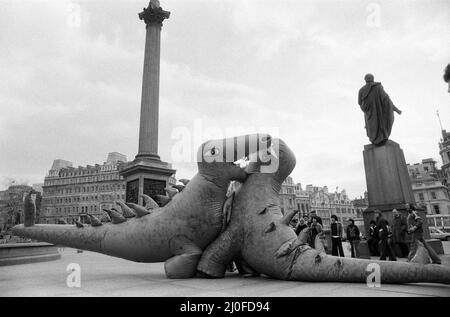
245, 138, 296, 183
197, 134, 271, 183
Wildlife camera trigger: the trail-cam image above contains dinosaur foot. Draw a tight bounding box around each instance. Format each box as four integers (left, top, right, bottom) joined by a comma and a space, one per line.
165, 253, 202, 279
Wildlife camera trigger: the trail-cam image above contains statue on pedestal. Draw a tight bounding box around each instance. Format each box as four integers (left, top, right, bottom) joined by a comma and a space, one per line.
358, 74, 402, 145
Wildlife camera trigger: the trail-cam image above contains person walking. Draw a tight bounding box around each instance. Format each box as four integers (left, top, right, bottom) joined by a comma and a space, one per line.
368, 220, 380, 256
406, 205, 441, 264
392, 209, 409, 257
309, 217, 322, 248
346, 219, 361, 258
330, 215, 344, 257
375, 210, 397, 261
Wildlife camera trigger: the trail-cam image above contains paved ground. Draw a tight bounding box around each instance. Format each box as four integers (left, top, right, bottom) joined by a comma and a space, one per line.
1, 243, 450, 297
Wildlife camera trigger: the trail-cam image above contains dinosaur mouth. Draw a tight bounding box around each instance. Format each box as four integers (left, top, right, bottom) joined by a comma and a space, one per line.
233, 156, 250, 169
233, 143, 278, 174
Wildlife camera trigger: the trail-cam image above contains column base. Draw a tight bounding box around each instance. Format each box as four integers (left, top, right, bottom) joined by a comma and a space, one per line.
135, 152, 161, 162
119, 158, 176, 206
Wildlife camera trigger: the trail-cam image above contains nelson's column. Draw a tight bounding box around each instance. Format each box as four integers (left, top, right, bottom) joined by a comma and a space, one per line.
120, 1, 175, 205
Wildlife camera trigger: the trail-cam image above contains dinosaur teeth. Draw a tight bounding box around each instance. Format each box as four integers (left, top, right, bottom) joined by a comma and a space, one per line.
264, 222, 276, 233
171, 184, 185, 192
156, 195, 171, 207
258, 208, 267, 215
140, 194, 159, 210
178, 178, 190, 185
73, 218, 84, 228
103, 209, 127, 224
88, 214, 103, 227
57, 218, 68, 224
115, 201, 137, 218
165, 187, 178, 198
126, 202, 151, 218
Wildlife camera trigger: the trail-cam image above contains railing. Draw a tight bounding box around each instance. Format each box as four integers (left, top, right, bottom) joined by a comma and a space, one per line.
426, 214, 450, 232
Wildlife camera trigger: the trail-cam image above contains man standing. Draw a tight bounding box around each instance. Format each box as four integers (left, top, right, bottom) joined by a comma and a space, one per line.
406, 205, 441, 264
391, 209, 409, 257
375, 210, 397, 261
330, 215, 344, 257
368, 220, 380, 256
358, 74, 402, 145
346, 219, 361, 258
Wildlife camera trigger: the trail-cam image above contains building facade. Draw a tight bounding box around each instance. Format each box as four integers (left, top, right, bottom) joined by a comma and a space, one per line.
294, 183, 311, 218
40, 153, 129, 224
352, 192, 369, 218
407, 159, 450, 215
40, 153, 177, 224
439, 129, 450, 184
279, 176, 296, 215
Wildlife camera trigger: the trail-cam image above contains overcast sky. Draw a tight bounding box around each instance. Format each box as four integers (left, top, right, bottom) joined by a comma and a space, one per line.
1, 0, 449, 197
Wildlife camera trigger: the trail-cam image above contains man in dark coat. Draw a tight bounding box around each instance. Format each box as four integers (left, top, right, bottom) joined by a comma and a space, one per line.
346, 218, 361, 258
358, 74, 402, 145
375, 210, 397, 261
406, 205, 441, 264
330, 215, 344, 257
391, 209, 409, 257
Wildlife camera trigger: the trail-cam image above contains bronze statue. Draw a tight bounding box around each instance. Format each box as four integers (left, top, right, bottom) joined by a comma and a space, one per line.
358, 74, 402, 145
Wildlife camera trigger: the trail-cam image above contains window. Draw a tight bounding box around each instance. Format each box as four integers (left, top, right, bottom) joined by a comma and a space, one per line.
431, 192, 437, 199
433, 205, 440, 214
418, 193, 424, 201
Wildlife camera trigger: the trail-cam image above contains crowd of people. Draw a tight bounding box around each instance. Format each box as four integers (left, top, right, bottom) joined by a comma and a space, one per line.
291, 203, 441, 264
368, 204, 442, 264
291, 211, 361, 257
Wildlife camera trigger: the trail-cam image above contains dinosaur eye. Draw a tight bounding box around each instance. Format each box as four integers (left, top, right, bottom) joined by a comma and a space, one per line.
205, 146, 220, 157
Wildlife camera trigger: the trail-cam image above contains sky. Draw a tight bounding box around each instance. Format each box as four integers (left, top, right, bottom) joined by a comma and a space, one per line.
0, 0, 449, 198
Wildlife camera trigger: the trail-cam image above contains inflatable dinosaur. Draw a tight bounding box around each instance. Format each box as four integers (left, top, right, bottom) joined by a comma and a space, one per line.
12, 133, 271, 278
197, 138, 450, 284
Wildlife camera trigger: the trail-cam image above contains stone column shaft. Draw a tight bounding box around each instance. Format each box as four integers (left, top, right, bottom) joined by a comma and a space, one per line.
135, 4, 170, 161
137, 22, 161, 160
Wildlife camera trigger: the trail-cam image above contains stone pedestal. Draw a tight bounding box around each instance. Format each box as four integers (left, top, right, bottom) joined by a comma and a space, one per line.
362, 140, 430, 239
120, 159, 175, 206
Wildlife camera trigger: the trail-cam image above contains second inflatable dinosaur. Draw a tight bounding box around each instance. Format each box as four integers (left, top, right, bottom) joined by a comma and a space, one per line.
197, 138, 450, 285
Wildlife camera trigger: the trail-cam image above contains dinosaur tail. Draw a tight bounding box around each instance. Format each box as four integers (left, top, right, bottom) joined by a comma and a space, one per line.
12, 219, 170, 262
12, 224, 105, 253
290, 248, 450, 284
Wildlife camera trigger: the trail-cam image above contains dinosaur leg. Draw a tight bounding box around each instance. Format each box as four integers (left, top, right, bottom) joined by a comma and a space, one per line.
164, 235, 202, 279
197, 229, 240, 278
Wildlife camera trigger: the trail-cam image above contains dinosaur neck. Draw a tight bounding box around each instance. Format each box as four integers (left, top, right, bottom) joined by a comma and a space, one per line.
290, 249, 450, 284
165, 173, 228, 227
